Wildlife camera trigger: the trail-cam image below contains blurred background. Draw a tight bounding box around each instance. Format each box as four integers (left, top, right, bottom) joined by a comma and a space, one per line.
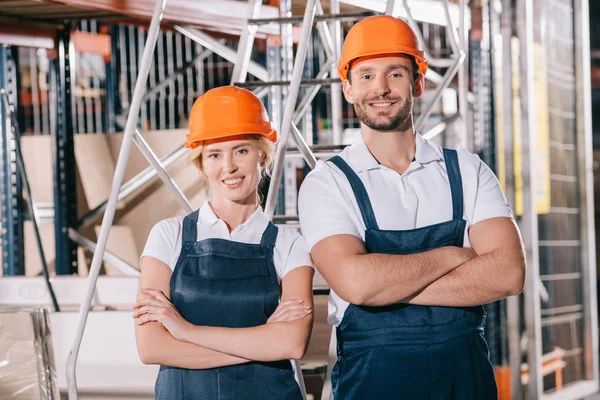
0, 0, 599, 399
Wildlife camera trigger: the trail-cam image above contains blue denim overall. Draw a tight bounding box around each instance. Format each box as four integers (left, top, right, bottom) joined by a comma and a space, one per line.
154, 210, 303, 400
329, 149, 497, 400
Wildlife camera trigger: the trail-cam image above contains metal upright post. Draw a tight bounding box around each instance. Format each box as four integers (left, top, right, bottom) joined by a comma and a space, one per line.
457, 0, 469, 149
575, 0, 599, 393
53, 26, 78, 275
1, 91, 60, 311
0, 45, 25, 276
516, 0, 542, 397
497, 1, 522, 398
329, 0, 343, 145
105, 24, 118, 134
66, 1, 168, 398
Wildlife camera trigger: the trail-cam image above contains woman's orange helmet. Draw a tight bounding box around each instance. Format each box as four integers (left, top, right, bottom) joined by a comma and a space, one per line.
185, 86, 277, 148
337, 16, 428, 81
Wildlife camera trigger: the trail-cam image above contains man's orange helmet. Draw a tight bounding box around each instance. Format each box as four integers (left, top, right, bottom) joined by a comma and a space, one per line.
185, 86, 277, 148
337, 16, 428, 81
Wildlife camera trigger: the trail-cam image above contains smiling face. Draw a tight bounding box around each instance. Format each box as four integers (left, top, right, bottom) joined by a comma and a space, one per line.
201, 135, 266, 205
343, 55, 423, 132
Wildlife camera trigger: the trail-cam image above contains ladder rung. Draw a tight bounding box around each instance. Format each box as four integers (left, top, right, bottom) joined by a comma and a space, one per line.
235, 78, 341, 88
273, 215, 300, 223
301, 362, 328, 375
288, 144, 347, 153
248, 12, 376, 25
285, 144, 346, 159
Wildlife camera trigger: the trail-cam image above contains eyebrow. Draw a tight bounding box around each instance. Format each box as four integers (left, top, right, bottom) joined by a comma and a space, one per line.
205, 143, 251, 153
355, 64, 411, 74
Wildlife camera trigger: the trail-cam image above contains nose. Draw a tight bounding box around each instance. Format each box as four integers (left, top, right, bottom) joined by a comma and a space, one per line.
224, 153, 238, 174
373, 74, 391, 96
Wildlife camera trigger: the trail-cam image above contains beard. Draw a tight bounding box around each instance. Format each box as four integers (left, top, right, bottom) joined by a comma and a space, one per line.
354, 94, 414, 131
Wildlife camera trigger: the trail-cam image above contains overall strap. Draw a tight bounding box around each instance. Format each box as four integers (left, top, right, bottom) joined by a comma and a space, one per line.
182, 210, 200, 243
260, 221, 279, 248
442, 148, 464, 220
328, 156, 379, 230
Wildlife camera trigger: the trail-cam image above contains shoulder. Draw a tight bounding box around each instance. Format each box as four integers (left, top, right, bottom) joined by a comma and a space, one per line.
273, 227, 313, 277
437, 144, 486, 176
274, 226, 306, 249
149, 216, 184, 237
300, 153, 354, 197
456, 147, 484, 167
302, 158, 341, 183
145, 216, 188, 248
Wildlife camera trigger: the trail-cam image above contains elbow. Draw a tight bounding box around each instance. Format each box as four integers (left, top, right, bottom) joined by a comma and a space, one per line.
287, 331, 312, 360
137, 346, 158, 365
135, 331, 161, 365
333, 269, 377, 306
338, 282, 398, 307
287, 342, 308, 361
276, 321, 312, 360
336, 281, 371, 306
505, 260, 526, 297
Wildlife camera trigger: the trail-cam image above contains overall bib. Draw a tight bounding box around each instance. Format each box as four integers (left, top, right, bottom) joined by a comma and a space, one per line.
329, 149, 497, 400
154, 210, 303, 400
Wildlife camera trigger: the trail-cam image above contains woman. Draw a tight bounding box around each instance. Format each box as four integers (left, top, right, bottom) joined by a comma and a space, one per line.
133, 86, 314, 399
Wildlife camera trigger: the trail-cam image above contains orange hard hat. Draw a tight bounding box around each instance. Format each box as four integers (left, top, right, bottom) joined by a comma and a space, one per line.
185, 86, 277, 148
337, 16, 428, 81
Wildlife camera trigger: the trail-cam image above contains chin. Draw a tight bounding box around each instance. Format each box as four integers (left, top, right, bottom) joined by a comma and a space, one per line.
222, 191, 256, 204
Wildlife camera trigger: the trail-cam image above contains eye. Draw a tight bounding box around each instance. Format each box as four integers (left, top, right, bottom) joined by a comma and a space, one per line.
237, 148, 249, 155
360, 74, 372, 80
207, 153, 219, 159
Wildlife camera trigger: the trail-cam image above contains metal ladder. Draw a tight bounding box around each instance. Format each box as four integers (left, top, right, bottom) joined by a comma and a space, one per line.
64, 0, 471, 398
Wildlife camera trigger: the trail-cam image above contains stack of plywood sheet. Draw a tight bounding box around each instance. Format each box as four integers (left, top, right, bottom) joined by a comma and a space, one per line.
0, 306, 59, 399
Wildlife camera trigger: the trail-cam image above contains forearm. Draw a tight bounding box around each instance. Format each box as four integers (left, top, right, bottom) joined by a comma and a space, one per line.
407, 248, 525, 307
347, 246, 466, 306
136, 324, 249, 369
183, 318, 313, 362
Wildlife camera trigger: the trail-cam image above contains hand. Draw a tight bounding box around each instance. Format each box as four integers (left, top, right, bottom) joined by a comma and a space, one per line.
133, 289, 191, 341
267, 299, 312, 324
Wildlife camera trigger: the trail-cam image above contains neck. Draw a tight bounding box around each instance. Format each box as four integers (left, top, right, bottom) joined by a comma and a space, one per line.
361, 118, 417, 174
209, 192, 259, 232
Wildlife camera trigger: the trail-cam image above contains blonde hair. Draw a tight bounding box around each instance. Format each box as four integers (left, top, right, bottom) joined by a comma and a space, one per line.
187, 135, 275, 193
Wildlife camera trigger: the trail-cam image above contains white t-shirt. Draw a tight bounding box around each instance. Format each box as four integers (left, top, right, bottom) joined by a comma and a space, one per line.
298, 133, 513, 325
142, 201, 314, 279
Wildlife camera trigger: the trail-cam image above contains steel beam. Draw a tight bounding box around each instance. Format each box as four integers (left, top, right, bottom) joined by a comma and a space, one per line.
52, 27, 78, 275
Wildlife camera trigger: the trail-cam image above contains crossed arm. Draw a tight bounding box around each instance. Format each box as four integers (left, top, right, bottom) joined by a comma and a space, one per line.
134, 256, 314, 368
310, 217, 525, 307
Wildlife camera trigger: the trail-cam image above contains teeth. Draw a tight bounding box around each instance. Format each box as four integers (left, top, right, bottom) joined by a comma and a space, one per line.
372, 103, 392, 107
224, 178, 242, 185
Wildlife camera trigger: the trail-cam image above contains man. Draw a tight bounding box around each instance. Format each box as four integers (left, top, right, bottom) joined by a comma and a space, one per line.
298, 15, 526, 399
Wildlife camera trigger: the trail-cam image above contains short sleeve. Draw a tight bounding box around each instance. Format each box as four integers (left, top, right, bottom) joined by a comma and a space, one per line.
140, 218, 182, 270
471, 154, 514, 224
275, 230, 314, 279
298, 161, 362, 250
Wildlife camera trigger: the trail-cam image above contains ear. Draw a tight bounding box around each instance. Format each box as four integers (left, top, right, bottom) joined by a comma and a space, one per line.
342, 79, 354, 104
259, 150, 268, 168
413, 74, 425, 98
